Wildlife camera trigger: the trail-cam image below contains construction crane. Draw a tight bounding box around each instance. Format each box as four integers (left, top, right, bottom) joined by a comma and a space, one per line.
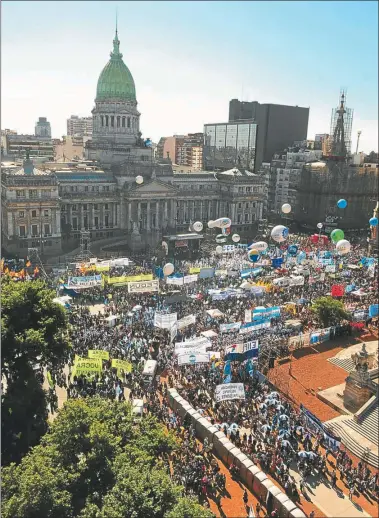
355, 130, 362, 155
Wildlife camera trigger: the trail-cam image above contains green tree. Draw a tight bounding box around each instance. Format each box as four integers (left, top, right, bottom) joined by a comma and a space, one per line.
1, 279, 71, 464
165, 498, 214, 518
2, 399, 212, 518
311, 296, 350, 328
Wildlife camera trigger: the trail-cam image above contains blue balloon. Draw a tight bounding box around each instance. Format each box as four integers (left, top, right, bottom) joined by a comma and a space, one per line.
337, 199, 347, 209
369, 217, 378, 227
287, 245, 298, 256
248, 253, 259, 263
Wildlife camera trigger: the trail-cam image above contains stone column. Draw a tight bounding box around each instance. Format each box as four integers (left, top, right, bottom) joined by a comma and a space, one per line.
128, 202, 132, 230
164, 201, 168, 227
56, 210, 61, 235
146, 201, 151, 231
231, 203, 236, 223
170, 199, 175, 227
155, 200, 159, 230
67, 204, 72, 226
137, 202, 141, 229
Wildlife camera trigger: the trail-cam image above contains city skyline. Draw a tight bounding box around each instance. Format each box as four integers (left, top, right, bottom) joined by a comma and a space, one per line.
2, 1, 378, 153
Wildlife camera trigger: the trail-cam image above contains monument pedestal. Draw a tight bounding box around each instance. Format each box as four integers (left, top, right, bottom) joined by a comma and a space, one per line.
343, 374, 373, 413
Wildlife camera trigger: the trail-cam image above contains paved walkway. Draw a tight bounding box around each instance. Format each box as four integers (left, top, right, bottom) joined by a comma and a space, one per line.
289, 466, 372, 518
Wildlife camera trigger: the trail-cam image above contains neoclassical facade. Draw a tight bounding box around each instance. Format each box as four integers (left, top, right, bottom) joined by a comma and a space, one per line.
1, 29, 265, 257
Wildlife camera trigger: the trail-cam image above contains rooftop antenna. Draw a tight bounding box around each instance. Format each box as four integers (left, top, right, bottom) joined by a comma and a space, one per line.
356, 130, 362, 155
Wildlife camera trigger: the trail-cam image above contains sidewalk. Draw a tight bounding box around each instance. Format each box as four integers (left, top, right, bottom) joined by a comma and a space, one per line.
289, 466, 372, 518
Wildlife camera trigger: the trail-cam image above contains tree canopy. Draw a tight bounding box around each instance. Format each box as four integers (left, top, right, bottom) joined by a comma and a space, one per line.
311, 296, 351, 328
1, 279, 71, 464
1, 398, 215, 518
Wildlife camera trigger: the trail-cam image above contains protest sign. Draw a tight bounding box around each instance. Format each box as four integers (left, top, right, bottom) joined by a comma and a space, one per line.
154, 311, 178, 329
300, 404, 340, 450
74, 358, 102, 374
111, 359, 132, 372
214, 383, 246, 403
369, 304, 379, 318
225, 340, 259, 361
239, 321, 271, 334
253, 306, 280, 321
220, 322, 241, 334
67, 275, 102, 289
128, 280, 159, 293
88, 350, 109, 360
177, 352, 210, 366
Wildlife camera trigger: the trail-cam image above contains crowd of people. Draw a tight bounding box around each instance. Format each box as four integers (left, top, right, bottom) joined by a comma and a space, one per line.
5, 229, 378, 517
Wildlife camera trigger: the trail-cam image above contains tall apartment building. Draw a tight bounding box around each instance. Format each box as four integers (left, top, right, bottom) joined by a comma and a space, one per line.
203, 121, 257, 171
176, 133, 203, 170
35, 117, 51, 138
3, 134, 55, 161
67, 115, 93, 137
229, 99, 309, 170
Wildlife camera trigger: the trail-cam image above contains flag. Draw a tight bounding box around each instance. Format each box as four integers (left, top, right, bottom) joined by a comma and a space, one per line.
223, 361, 231, 376
34, 266, 40, 276
26, 260, 31, 267
4, 267, 9, 274
223, 374, 232, 384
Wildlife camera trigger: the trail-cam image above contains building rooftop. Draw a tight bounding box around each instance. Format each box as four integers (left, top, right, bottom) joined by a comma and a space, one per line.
54, 172, 115, 182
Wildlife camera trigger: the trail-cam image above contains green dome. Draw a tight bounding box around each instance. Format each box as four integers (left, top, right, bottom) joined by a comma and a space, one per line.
96, 31, 136, 102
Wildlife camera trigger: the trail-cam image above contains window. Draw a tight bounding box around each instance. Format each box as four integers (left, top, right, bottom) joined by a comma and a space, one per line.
117, 116, 120, 127
32, 210, 38, 218
44, 209, 49, 217
84, 216, 88, 229
19, 225, 26, 237
72, 217, 78, 230
111, 116, 114, 127
29, 189, 38, 198
19, 211, 25, 218
245, 213, 249, 223
83, 204, 88, 211
127, 117, 130, 128
105, 115, 109, 127
104, 203, 109, 210
72, 204, 77, 211
101, 115, 104, 126
32, 224, 38, 236
16, 190, 25, 198
94, 204, 99, 210
238, 203, 242, 209
122, 117, 125, 128
94, 216, 99, 228
70, 186, 75, 192
239, 187, 244, 193
104, 186, 109, 191
44, 224, 50, 235
84, 186, 89, 192
105, 215, 109, 227
245, 202, 249, 208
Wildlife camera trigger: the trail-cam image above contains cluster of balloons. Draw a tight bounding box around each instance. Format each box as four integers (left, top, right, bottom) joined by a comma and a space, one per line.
271, 225, 289, 243
208, 218, 232, 229
135, 176, 144, 185
163, 263, 174, 276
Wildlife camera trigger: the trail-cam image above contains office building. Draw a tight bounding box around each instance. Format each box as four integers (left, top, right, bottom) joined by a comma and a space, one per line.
176, 133, 203, 170
67, 115, 93, 137
203, 121, 257, 171
3, 133, 55, 161
35, 117, 51, 138
228, 99, 309, 169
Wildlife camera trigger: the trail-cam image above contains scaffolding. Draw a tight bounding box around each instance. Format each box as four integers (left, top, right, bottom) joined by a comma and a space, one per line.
75, 230, 92, 263
27, 247, 48, 279
329, 90, 353, 158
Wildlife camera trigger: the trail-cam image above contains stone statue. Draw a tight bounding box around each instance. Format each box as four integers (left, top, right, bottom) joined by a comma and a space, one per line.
132, 221, 140, 235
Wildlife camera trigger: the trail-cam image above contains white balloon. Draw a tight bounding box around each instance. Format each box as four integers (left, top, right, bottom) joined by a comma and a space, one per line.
163, 263, 174, 276
271, 225, 289, 243
281, 203, 291, 214
212, 217, 232, 229
317, 223, 323, 229
215, 246, 223, 254
249, 241, 268, 251
208, 220, 215, 228
193, 221, 203, 232
232, 234, 240, 243
216, 234, 227, 244
336, 239, 351, 255
135, 175, 144, 185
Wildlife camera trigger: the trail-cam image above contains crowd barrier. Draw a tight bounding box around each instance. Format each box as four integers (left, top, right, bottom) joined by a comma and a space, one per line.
168, 388, 306, 518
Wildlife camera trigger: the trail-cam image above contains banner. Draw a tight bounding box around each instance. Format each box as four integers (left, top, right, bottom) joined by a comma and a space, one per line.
199, 267, 215, 279
106, 274, 153, 285
154, 311, 178, 329
220, 322, 241, 334
253, 306, 280, 321
222, 245, 235, 253
289, 276, 304, 286
177, 352, 210, 366
128, 280, 159, 293
174, 337, 210, 355
310, 328, 331, 344
214, 383, 246, 403
67, 275, 102, 289
239, 321, 271, 334
74, 358, 102, 374
369, 304, 379, 318
111, 359, 132, 372
189, 267, 201, 274
170, 322, 178, 343
272, 258, 283, 268
88, 350, 109, 360
325, 264, 336, 273
183, 274, 198, 284
300, 404, 340, 450
240, 268, 262, 278
244, 309, 252, 323
331, 284, 344, 297
352, 310, 368, 322
177, 314, 196, 330
225, 340, 259, 361
166, 276, 184, 286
